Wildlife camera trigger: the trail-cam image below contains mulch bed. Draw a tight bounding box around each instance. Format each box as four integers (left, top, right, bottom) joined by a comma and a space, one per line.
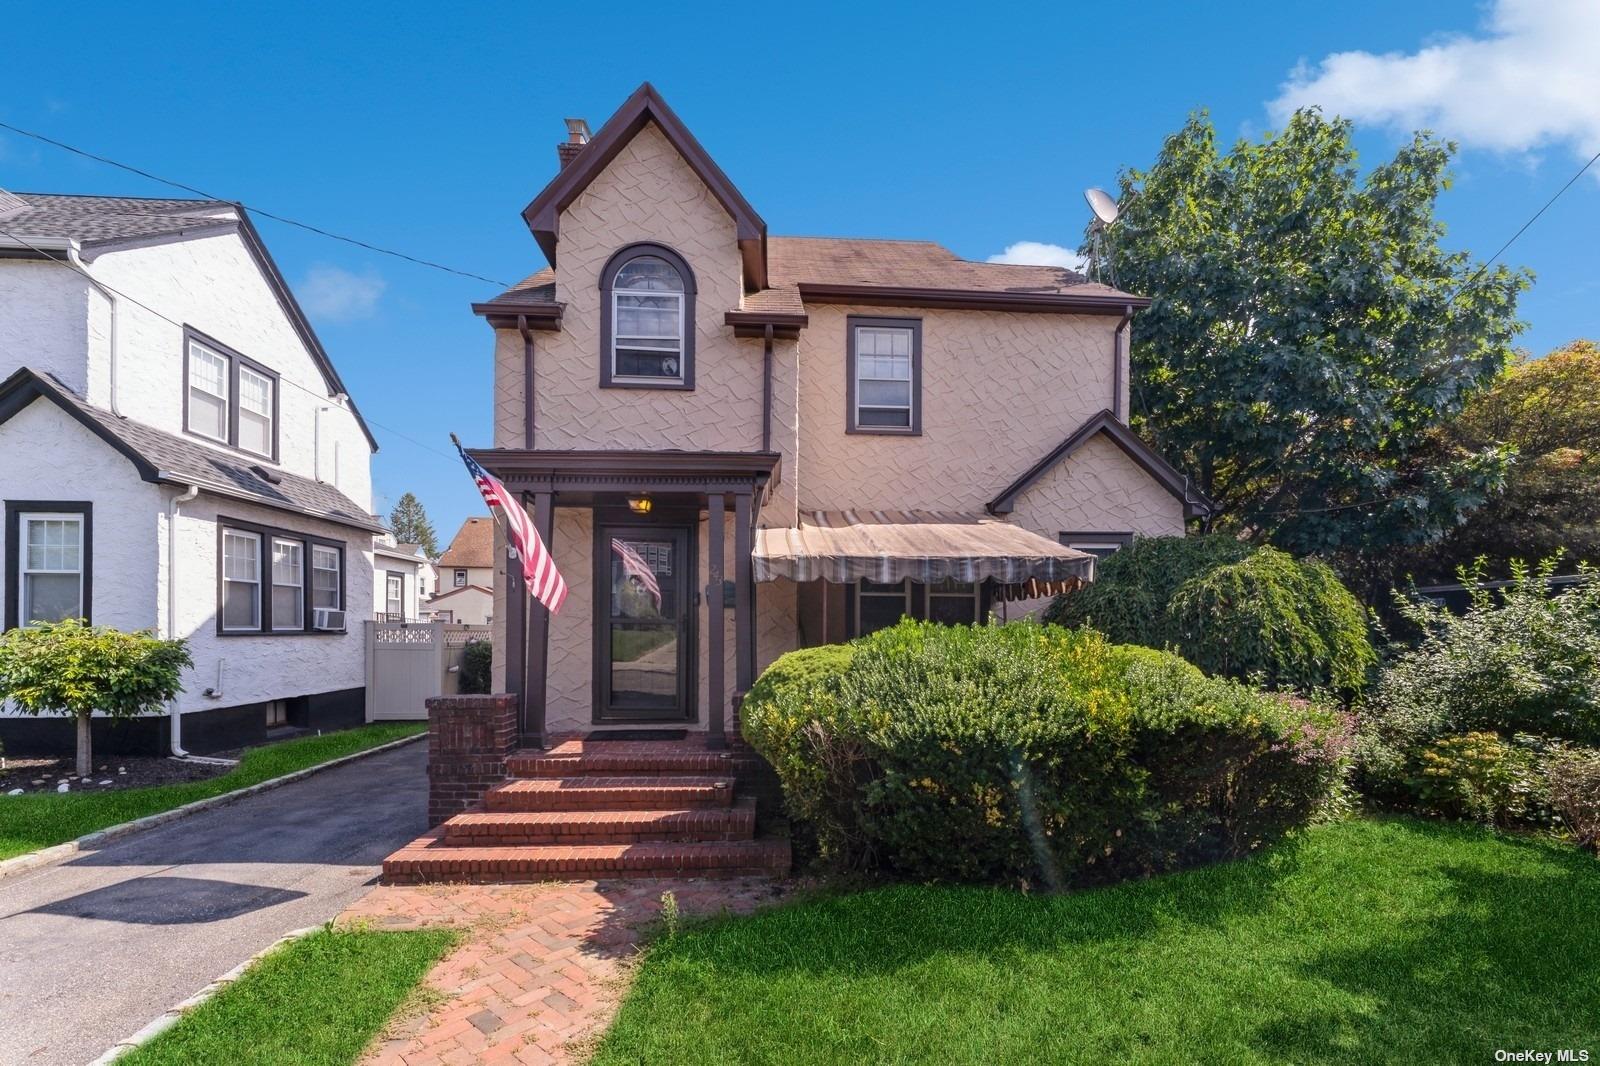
0, 755, 230, 795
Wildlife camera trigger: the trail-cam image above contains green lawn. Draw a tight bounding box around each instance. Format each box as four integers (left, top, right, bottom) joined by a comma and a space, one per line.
0, 722, 425, 861
121, 926, 458, 1066
595, 817, 1600, 1065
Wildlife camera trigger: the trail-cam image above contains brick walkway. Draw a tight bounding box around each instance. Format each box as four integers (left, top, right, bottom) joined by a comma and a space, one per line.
341, 878, 787, 1065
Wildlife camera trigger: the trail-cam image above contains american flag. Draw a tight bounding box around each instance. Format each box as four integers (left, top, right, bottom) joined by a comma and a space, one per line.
452, 437, 567, 615
611, 539, 663, 608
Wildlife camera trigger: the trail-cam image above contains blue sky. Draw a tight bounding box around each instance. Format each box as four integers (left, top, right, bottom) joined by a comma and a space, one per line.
4, 0, 1596, 542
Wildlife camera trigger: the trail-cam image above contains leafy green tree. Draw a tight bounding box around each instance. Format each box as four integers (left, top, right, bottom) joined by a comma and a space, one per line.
0, 619, 192, 777
1092, 109, 1529, 589
388, 492, 439, 557
1410, 341, 1600, 581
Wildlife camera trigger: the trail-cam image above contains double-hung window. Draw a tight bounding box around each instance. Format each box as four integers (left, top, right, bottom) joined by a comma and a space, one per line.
222, 530, 263, 631
220, 520, 344, 635
856, 579, 913, 636
926, 579, 981, 625
7, 506, 91, 627
270, 538, 304, 631
852, 577, 985, 637
184, 328, 278, 460
599, 244, 697, 389
848, 317, 921, 434
385, 573, 405, 620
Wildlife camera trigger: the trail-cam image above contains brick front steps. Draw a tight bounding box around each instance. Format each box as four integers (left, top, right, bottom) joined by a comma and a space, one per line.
384, 735, 789, 884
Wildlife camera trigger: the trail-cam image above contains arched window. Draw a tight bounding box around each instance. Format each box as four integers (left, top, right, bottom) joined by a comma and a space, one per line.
599, 243, 696, 389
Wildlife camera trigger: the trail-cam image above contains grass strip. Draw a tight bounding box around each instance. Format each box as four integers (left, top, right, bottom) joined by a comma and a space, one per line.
0, 722, 425, 861
121, 926, 458, 1066
594, 817, 1600, 1065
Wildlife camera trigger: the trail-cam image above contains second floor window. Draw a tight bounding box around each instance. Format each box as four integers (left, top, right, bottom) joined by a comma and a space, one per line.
184, 329, 278, 460
599, 243, 696, 390
848, 317, 922, 435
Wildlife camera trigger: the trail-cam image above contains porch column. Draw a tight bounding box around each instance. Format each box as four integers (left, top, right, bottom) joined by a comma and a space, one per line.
706, 491, 726, 749
734, 490, 754, 697
504, 513, 527, 735
523, 490, 554, 750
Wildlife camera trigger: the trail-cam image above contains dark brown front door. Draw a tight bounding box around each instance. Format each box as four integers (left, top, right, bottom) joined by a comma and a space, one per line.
595, 523, 694, 722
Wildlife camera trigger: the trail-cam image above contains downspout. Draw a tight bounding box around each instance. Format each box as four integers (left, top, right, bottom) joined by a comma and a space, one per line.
1112, 303, 1133, 421
166, 483, 200, 756
518, 315, 536, 448
65, 244, 122, 418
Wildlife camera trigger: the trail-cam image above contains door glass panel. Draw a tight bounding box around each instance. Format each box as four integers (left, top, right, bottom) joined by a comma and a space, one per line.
610, 537, 675, 621
609, 622, 679, 709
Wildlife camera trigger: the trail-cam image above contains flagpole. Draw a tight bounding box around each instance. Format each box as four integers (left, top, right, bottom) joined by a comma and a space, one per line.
451, 432, 526, 595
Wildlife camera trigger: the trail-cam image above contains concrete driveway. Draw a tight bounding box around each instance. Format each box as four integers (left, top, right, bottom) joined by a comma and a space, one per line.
0, 738, 428, 1066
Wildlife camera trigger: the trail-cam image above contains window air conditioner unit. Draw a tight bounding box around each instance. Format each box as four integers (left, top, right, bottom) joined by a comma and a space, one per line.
312, 608, 346, 631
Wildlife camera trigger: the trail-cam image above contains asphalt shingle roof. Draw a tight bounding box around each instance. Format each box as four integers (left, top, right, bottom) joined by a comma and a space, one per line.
0, 192, 239, 247
438, 516, 495, 568
2, 369, 383, 532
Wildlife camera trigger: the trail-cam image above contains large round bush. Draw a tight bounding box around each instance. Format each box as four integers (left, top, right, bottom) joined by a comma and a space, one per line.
742, 620, 1349, 887
1046, 535, 1374, 694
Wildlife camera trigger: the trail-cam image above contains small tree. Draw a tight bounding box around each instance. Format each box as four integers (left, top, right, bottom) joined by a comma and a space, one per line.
0, 620, 192, 777
388, 492, 440, 558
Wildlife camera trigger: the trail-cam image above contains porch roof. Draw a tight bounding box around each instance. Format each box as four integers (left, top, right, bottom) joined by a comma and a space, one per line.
753, 510, 1094, 593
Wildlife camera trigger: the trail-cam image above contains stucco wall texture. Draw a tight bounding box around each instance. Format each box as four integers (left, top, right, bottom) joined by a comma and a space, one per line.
485, 118, 1186, 730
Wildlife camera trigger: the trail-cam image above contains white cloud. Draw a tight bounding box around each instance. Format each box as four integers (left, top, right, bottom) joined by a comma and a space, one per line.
297, 264, 386, 321
1270, 0, 1600, 167
986, 241, 1086, 272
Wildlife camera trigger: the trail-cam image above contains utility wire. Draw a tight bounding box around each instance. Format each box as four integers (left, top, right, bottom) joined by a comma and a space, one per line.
0, 223, 463, 468
0, 119, 513, 288
1449, 144, 1600, 304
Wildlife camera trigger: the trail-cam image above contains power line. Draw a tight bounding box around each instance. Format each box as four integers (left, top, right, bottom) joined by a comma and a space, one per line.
0, 119, 513, 288
0, 222, 464, 468
1449, 144, 1600, 304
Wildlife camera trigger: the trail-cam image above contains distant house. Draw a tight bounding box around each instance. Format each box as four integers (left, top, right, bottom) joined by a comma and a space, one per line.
373, 535, 433, 621
0, 190, 382, 755
430, 516, 494, 624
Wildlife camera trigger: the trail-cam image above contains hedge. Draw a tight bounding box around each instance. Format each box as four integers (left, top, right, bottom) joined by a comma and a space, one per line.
742, 620, 1349, 887
1048, 535, 1375, 694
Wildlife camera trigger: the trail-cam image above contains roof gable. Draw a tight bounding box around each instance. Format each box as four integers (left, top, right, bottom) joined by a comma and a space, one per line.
521, 83, 767, 290
987, 409, 1213, 519
438, 516, 495, 568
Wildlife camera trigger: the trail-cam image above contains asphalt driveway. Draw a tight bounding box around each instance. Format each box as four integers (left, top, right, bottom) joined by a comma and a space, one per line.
0, 738, 428, 1066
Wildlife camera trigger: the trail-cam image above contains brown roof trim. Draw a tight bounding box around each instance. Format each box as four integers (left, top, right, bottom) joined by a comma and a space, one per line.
796, 283, 1151, 315
469, 448, 780, 497
987, 409, 1213, 519
521, 82, 768, 290
724, 309, 807, 339
470, 301, 565, 331
428, 583, 494, 601
0, 366, 161, 480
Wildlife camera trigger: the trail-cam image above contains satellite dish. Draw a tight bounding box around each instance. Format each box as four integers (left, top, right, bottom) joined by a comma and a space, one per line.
1084, 187, 1119, 228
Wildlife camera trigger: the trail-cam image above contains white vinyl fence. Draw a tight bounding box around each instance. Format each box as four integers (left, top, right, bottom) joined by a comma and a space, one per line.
365, 621, 492, 721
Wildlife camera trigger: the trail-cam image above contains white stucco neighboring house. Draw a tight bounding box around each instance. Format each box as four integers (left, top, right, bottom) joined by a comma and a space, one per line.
0, 189, 385, 755
373, 535, 432, 621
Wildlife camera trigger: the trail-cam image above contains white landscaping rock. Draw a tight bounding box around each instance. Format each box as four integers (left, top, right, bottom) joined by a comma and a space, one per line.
6, 788, 21, 796
99, 780, 114, 786
56, 782, 69, 793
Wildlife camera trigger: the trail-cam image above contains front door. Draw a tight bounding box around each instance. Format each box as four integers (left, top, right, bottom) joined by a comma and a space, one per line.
596, 524, 694, 722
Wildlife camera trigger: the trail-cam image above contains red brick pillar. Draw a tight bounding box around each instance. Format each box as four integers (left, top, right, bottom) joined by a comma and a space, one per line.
427, 693, 517, 826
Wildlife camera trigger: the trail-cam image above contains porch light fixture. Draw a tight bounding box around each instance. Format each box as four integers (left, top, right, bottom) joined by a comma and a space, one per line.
628, 496, 653, 515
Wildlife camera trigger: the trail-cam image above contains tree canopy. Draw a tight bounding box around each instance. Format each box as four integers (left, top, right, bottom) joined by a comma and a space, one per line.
1092, 109, 1529, 584
1410, 340, 1600, 581
388, 492, 439, 557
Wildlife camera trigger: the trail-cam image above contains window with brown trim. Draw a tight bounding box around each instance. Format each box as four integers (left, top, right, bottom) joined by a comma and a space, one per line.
1059, 531, 1135, 561
599, 243, 696, 390
847, 316, 921, 434
217, 517, 345, 635
183, 327, 280, 461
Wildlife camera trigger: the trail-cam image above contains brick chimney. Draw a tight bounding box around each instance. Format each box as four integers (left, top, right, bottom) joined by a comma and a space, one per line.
557, 118, 590, 168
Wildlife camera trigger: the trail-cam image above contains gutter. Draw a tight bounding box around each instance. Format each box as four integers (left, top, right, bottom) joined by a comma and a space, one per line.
518, 314, 536, 448
1112, 303, 1134, 420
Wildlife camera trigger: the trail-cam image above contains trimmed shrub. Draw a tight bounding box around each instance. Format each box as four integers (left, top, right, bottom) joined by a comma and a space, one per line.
1047, 536, 1374, 694
742, 620, 1348, 887
458, 638, 492, 695
1410, 732, 1549, 827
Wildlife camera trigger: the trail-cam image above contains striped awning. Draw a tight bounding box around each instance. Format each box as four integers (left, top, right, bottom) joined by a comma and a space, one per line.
753, 510, 1094, 592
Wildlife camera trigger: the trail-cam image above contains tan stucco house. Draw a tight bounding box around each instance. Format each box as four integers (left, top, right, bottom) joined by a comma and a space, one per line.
469, 83, 1208, 749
